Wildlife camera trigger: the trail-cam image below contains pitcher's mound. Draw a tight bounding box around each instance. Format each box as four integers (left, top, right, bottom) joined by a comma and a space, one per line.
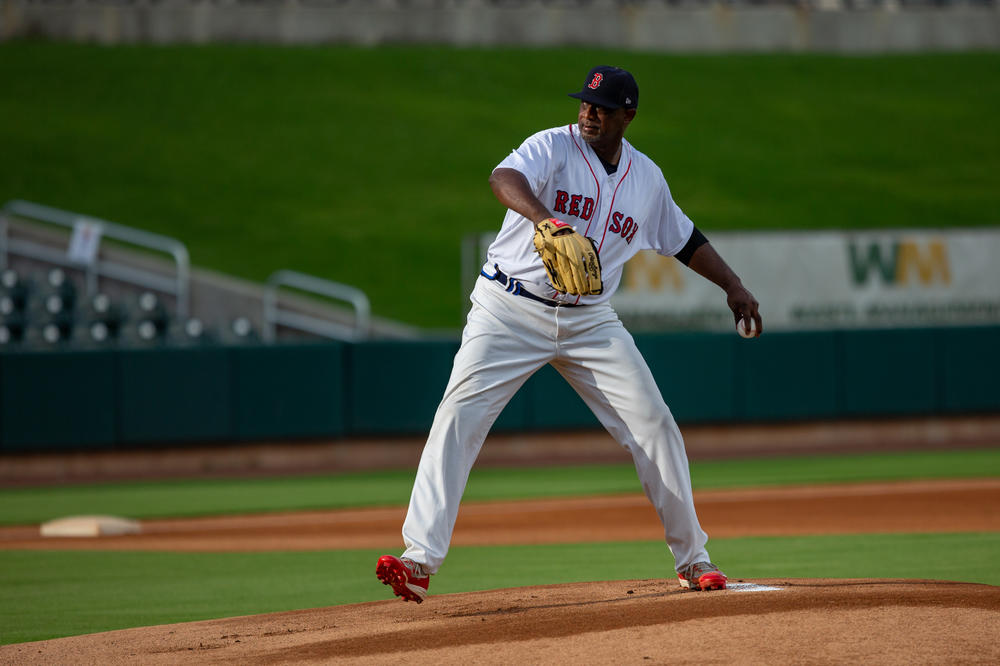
5, 578, 999, 664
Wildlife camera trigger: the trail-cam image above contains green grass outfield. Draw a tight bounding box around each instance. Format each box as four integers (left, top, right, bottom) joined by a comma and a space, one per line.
2, 448, 998, 525
1, 448, 998, 644
2, 44, 997, 328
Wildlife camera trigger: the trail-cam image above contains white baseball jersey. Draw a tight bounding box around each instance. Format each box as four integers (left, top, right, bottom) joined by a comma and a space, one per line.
486, 123, 695, 305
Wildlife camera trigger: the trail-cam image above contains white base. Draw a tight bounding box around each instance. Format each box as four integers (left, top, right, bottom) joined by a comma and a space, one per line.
40, 515, 142, 538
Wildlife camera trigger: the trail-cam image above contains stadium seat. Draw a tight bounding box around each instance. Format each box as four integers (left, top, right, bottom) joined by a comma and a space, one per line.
21, 320, 71, 348
81, 292, 126, 342
0, 270, 33, 346
0, 310, 26, 345
167, 317, 216, 346
221, 316, 260, 344
26, 296, 75, 344
43, 268, 77, 311
0, 269, 29, 314
117, 291, 172, 347
0, 322, 20, 346
135, 291, 169, 332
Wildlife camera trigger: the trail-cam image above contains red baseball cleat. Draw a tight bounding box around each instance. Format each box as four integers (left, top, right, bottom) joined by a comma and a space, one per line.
376, 555, 430, 603
677, 561, 727, 591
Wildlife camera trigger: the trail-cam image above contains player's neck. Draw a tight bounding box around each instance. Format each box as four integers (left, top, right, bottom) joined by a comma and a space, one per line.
591, 142, 622, 168
596, 151, 619, 175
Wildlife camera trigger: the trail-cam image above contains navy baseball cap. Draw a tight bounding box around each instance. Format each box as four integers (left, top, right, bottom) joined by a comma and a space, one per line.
568, 65, 638, 110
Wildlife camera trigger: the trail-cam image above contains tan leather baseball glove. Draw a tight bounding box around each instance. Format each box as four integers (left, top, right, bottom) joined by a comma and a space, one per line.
532, 218, 603, 296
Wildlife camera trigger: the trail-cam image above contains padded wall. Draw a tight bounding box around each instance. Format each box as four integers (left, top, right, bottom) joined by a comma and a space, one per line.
1, 326, 998, 452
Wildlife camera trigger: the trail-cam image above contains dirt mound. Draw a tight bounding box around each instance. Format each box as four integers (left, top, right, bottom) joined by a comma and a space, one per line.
3, 579, 998, 664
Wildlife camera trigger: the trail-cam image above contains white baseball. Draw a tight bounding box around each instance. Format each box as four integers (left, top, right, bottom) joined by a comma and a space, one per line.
736, 316, 757, 339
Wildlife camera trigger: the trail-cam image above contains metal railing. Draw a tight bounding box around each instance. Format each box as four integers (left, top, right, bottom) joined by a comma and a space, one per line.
0, 199, 191, 319
262, 269, 371, 342
460, 230, 498, 314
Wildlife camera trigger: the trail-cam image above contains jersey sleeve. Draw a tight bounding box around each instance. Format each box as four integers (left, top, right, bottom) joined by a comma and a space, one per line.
493, 128, 564, 195
648, 172, 695, 257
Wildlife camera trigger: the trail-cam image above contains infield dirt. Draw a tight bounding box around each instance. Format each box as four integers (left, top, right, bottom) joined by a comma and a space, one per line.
1, 477, 999, 664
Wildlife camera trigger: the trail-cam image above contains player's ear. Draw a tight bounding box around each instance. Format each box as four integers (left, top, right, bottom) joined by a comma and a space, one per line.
623, 109, 637, 126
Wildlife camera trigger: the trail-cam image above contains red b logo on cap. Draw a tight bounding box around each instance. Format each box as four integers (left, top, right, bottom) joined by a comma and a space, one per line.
587, 73, 603, 90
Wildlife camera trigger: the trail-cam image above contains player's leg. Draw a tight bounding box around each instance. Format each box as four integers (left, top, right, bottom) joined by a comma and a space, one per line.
399, 279, 555, 574
551, 308, 714, 578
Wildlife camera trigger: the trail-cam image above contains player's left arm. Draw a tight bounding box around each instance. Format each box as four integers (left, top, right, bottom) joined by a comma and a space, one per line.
684, 241, 763, 337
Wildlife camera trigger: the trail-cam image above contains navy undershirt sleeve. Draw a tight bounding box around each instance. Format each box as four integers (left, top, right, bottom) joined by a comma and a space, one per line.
674, 226, 709, 266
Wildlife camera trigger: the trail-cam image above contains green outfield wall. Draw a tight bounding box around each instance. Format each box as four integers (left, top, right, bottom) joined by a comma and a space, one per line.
1, 326, 998, 452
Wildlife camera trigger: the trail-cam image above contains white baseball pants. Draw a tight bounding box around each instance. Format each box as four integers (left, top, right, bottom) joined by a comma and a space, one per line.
401, 276, 711, 574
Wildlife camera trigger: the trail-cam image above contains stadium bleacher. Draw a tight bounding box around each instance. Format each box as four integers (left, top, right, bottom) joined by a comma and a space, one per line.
0, 267, 176, 349
0, 201, 377, 349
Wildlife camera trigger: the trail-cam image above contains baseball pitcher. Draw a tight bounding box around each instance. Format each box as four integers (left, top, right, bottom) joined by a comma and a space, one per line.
377, 65, 763, 603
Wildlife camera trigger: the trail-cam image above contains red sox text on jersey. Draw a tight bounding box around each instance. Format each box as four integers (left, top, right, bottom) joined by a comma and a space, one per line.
553, 189, 640, 245
486, 124, 695, 305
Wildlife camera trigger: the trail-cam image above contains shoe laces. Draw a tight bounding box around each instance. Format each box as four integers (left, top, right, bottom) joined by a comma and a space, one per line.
683, 561, 720, 579
401, 558, 429, 578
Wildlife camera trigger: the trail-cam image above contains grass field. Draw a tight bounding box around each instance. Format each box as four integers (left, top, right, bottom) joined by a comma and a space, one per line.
2, 448, 998, 525
1, 448, 998, 644
1, 44, 997, 328
1, 43, 997, 647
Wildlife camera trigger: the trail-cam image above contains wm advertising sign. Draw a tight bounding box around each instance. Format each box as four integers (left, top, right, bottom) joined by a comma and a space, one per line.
613, 230, 1000, 331
848, 239, 950, 287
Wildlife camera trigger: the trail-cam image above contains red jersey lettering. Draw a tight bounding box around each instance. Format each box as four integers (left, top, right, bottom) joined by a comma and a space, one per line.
609, 211, 623, 234
553, 190, 569, 214
569, 194, 582, 217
